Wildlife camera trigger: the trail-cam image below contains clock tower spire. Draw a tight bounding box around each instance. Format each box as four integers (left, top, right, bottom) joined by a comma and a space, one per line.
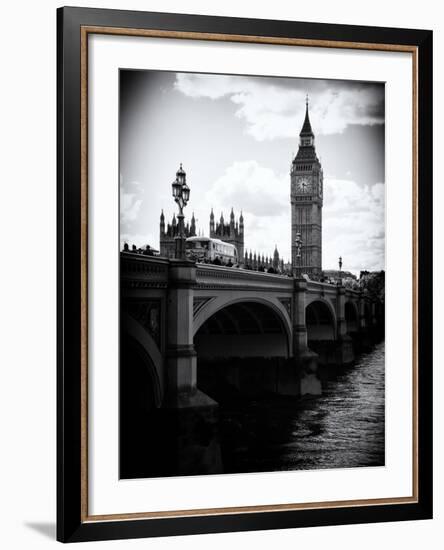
290, 96, 323, 277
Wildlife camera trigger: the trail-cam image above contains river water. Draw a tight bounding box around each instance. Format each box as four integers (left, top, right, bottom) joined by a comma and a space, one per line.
218, 341, 385, 474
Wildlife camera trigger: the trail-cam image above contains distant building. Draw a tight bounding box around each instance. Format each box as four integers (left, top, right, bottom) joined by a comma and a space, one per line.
322, 269, 358, 287
159, 209, 196, 258
159, 207, 244, 261
210, 208, 244, 261
323, 269, 357, 280
272, 245, 280, 271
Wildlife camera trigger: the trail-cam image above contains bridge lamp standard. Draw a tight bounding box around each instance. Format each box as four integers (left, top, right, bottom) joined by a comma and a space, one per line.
171, 163, 190, 259
294, 232, 302, 278
338, 256, 343, 284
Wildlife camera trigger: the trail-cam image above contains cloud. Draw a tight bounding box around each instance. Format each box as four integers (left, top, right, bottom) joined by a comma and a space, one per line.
120, 179, 143, 226
174, 74, 384, 141
204, 160, 288, 216
121, 193, 142, 224
192, 163, 385, 271
200, 160, 291, 260
323, 179, 385, 273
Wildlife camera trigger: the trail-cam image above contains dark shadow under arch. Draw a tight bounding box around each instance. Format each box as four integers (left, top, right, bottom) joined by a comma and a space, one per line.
364, 303, 372, 327
306, 300, 336, 341
194, 301, 290, 359
119, 334, 164, 478
194, 301, 291, 402
345, 301, 359, 334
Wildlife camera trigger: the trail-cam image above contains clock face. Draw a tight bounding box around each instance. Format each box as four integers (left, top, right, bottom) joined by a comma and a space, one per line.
295, 176, 312, 193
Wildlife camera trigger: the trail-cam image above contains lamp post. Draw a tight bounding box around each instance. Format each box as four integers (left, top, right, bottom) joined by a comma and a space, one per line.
171, 163, 190, 259
338, 256, 343, 284
294, 232, 302, 278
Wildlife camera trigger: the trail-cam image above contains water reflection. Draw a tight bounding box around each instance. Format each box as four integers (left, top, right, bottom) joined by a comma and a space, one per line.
218, 342, 385, 474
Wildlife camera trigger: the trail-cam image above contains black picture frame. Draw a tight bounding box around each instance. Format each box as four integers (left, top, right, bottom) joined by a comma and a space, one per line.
57, 6, 433, 543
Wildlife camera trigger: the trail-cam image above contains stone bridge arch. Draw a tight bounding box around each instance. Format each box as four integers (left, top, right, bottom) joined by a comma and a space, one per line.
120, 313, 165, 477
193, 294, 293, 358
305, 296, 337, 341
345, 300, 359, 334
121, 313, 164, 406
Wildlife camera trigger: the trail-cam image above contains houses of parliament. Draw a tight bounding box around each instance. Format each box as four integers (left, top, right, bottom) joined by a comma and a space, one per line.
160, 208, 244, 261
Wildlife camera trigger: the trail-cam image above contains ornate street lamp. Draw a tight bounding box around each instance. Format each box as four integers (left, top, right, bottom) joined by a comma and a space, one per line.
338, 256, 343, 283
171, 163, 190, 259
294, 232, 302, 278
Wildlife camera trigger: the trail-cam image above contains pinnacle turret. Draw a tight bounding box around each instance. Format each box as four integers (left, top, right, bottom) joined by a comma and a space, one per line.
300, 94, 314, 137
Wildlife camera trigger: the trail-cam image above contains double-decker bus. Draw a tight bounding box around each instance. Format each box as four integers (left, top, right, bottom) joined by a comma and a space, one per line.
185, 236, 238, 264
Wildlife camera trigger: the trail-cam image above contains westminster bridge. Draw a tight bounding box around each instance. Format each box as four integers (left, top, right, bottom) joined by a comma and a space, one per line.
120, 252, 383, 476
121, 252, 382, 402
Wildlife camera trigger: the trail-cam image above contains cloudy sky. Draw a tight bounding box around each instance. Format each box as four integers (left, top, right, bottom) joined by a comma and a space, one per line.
120, 70, 385, 273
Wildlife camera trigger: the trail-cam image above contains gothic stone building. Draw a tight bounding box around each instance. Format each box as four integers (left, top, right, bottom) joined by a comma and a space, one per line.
209, 208, 244, 261
159, 210, 197, 259
159, 208, 244, 260
290, 98, 323, 277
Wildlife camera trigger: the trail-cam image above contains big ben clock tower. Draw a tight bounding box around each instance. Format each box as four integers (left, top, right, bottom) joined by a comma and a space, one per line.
291, 96, 323, 277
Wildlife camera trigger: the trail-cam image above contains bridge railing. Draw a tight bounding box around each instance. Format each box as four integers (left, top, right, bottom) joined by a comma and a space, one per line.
120, 252, 169, 288
306, 279, 362, 298
195, 263, 294, 291
120, 253, 367, 300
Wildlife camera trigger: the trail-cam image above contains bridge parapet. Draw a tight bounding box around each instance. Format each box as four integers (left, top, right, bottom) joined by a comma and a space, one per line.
120, 254, 297, 293
121, 253, 169, 288
306, 279, 338, 298
344, 288, 361, 299
305, 280, 363, 311
196, 264, 294, 292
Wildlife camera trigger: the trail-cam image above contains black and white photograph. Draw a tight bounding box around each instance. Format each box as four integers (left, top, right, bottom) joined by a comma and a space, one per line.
119, 69, 386, 480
